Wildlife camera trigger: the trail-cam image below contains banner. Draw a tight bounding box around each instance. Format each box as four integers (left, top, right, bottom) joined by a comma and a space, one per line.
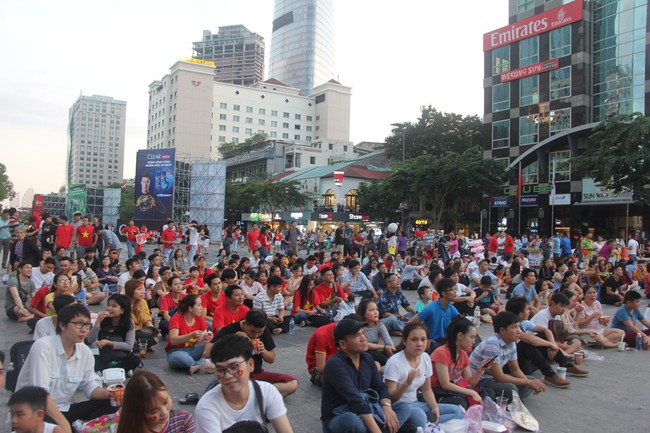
32, 194, 44, 215
491, 196, 509, 207
333, 171, 344, 186
135, 149, 175, 221
500, 59, 559, 83
66, 184, 87, 218
520, 195, 539, 207
550, 193, 570, 205
581, 178, 632, 204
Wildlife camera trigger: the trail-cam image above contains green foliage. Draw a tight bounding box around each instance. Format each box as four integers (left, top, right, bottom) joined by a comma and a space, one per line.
357, 180, 404, 222
0, 163, 16, 203
119, 185, 135, 220
225, 178, 309, 222
219, 133, 269, 157
386, 106, 483, 160
574, 113, 650, 202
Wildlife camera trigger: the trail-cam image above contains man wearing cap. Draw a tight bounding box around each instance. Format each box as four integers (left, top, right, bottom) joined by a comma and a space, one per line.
321, 317, 412, 433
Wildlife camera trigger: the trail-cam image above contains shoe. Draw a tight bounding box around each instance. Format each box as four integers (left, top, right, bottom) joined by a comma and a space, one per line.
179, 392, 200, 405
299, 320, 307, 327
566, 365, 589, 377
544, 375, 571, 388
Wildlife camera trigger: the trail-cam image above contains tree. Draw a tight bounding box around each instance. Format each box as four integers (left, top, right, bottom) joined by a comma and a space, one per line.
0, 163, 16, 202
219, 133, 269, 157
386, 106, 483, 160
357, 180, 404, 222
574, 112, 650, 203
224, 178, 309, 223
119, 185, 135, 220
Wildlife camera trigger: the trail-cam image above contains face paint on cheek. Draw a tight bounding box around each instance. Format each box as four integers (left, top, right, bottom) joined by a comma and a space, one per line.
237, 369, 244, 377
149, 415, 158, 422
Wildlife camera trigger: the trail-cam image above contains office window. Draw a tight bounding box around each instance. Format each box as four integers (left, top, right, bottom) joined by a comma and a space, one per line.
295, 124, 301, 130
492, 46, 510, 75
246, 106, 253, 113
246, 117, 253, 124
306, 115, 312, 121
306, 126, 312, 131
271, 121, 278, 127
328, 143, 334, 150
306, 136, 312, 141
283, 122, 289, 128
219, 102, 227, 109
550, 26, 571, 58
310, 156, 316, 164
232, 126, 239, 133
233, 105, 240, 111
259, 119, 265, 125
270, 131, 277, 137
282, 133, 289, 139
492, 83, 510, 112
233, 138, 239, 144
271, 110, 278, 116
259, 108, 266, 114
523, 161, 538, 184
219, 114, 227, 120
283, 112, 290, 118
549, 108, 571, 136
519, 36, 539, 67
246, 128, 252, 134
519, 116, 538, 145
295, 114, 301, 120
517, 0, 534, 13
218, 135, 226, 141
550, 66, 571, 100
549, 150, 571, 182
233, 115, 240, 122
519, 76, 539, 106
219, 125, 226, 131
492, 120, 509, 149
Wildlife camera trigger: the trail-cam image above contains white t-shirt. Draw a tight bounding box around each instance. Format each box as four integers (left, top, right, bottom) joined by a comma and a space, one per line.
628, 238, 639, 255
117, 272, 131, 291
31, 268, 54, 289
466, 261, 479, 278
530, 308, 554, 330
33, 317, 57, 340
14, 422, 58, 433
188, 227, 200, 246
383, 351, 432, 403
195, 380, 286, 433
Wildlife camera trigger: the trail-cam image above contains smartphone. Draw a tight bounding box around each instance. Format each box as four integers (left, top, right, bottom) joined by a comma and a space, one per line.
483, 355, 498, 368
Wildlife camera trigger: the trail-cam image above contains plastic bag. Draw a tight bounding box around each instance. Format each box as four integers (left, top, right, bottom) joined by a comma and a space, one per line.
481, 397, 516, 432
425, 422, 444, 433
508, 391, 539, 432
463, 405, 484, 433
582, 349, 604, 361
73, 411, 120, 433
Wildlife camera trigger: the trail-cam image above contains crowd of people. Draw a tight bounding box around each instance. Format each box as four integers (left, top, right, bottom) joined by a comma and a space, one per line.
2, 210, 650, 433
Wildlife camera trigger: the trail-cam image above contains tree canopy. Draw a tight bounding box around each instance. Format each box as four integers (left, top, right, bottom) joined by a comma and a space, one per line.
219, 133, 269, 158
225, 178, 309, 223
0, 163, 15, 203
574, 113, 650, 203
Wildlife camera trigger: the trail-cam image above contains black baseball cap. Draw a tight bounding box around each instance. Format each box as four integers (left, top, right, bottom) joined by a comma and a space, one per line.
333, 315, 367, 347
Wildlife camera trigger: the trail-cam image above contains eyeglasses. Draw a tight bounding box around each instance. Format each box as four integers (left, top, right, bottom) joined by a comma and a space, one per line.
68, 321, 92, 330
215, 360, 247, 378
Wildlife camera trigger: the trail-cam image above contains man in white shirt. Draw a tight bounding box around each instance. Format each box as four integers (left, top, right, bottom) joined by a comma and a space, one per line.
31, 258, 56, 289
33, 295, 76, 341
117, 257, 141, 294
16, 303, 115, 423
186, 221, 200, 262
195, 334, 293, 433
628, 234, 639, 262
253, 276, 287, 335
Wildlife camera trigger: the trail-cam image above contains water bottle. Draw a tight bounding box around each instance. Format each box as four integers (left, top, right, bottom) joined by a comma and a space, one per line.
289, 318, 295, 335
636, 332, 643, 351
474, 306, 481, 327
102, 284, 110, 296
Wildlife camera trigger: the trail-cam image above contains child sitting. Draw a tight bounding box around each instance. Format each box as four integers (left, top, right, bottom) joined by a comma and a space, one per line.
474, 275, 501, 323
9, 386, 70, 433
414, 286, 436, 312
611, 291, 650, 349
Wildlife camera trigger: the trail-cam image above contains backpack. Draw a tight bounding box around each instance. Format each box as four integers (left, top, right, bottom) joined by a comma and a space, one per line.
5, 340, 35, 392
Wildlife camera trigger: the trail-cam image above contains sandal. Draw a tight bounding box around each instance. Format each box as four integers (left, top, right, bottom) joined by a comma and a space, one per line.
179, 392, 200, 405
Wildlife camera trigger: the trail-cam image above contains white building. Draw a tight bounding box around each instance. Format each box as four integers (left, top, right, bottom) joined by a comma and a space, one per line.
66, 94, 126, 188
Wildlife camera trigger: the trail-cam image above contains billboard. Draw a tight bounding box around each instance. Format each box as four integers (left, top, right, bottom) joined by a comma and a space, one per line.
32, 194, 44, 215
66, 184, 87, 218
135, 149, 175, 221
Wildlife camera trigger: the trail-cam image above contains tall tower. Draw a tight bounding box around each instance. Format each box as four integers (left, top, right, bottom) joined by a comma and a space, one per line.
66, 94, 126, 188
269, 0, 335, 95
193, 25, 265, 86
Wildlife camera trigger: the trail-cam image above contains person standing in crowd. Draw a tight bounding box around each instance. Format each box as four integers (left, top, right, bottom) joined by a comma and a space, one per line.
124, 220, 140, 259
75, 217, 96, 261
10, 227, 41, 270
0, 209, 12, 270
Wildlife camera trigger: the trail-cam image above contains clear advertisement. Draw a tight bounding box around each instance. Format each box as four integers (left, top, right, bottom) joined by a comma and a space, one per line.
66, 184, 87, 218
134, 149, 175, 221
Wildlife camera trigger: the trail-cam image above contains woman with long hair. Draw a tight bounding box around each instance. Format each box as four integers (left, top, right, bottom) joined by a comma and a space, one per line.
576, 285, 624, 348
165, 294, 208, 375
430, 317, 488, 409
87, 294, 141, 372
235, 257, 251, 280
357, 298, 395, 366
171, 248, 187, 276
125, 279, 159, 350
292, 274, 328, 327
384, 322, 464, 428
96, 255, 119, 293
117, 370, 196, 433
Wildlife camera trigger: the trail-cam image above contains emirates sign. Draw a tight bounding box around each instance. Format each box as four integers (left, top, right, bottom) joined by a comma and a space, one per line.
483, 0, 583, 51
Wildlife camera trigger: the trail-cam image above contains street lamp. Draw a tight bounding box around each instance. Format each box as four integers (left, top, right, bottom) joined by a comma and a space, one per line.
391, 123, 406, 161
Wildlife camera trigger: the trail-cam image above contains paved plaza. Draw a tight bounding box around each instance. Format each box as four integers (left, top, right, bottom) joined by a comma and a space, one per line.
1, 245, 648, 432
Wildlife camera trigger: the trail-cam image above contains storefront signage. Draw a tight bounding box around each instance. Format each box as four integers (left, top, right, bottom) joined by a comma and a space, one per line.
483, 0, 583, 51
415, 219, 430, 225
333, 171, 344, 186
290, 212, 303, 219
318, 213, 333, 220
248, 212, 273, 222
520, 195, 539, 207
581, 178, 632, 204
348, 213, 369, 221
550, 193, 571, 205
273, 213, 282, 220
503, 183, 552, 195
500, 59, 559, 83
316, 212, 369, 222
491, 196, 509, 208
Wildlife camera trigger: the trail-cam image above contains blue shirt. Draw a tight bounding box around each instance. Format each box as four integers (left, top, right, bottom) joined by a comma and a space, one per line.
377, 289, 410, 316
321, 350, 390, 422
474, 288, 496, 307
342, 272, 374, 294
552, 237, 561, 255
520, 319, 537, 333
417, 300, 459, 341
611, 306, 646, 332
560, 237, 571, 255
511, 283, 537, 305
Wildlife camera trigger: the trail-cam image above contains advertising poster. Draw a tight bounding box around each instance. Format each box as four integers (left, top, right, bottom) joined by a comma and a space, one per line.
66, 184, 87, 218
32, 194, 44, 215
135, 149, 175, 221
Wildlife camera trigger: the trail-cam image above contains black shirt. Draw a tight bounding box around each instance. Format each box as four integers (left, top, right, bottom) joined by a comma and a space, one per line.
214, 321, 276, 373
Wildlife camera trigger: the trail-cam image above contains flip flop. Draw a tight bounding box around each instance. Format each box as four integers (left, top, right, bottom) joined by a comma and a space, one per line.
179, 392, 200, 405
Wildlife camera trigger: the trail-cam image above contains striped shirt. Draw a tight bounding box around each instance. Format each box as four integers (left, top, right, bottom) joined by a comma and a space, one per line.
469, 333, 517, 378
163, 410, 196, 433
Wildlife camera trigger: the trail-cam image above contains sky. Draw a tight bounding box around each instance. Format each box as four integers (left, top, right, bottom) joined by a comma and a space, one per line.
0, 0, 508, 206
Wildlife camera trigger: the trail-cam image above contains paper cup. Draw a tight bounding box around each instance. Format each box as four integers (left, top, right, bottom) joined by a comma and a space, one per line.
496, 396, 508, 411
574, 351, 584, 365
618, 341, 626, 352
557, 367, 567, 380
107, 384, 124, 407
139, 342, 148, 358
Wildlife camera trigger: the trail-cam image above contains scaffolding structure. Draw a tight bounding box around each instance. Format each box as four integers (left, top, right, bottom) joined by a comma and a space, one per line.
102, 188, 121, 227
86, 187, 104, 217
173, 160, 191, 224
43, 195, 66, 217
190, 162, 226, 242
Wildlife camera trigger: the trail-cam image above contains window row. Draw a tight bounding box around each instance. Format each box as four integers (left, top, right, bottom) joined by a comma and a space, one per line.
520, 150, 572, 184
491, 108, 571, 149
492, 66, 571, 111
217, 102, 312, 121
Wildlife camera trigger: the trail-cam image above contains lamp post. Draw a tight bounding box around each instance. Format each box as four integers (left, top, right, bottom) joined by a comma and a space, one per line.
391, 123, 406, 161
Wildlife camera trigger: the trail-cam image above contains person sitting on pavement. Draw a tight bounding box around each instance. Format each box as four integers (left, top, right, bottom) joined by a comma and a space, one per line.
9, 386, 72, 433
253, 275, 289, 334
5, 260, 36, 323
468, 311, 547, 403
159, 276, 186, 337
315, 267, 347, 314
125, 279, 159, 350
446, 269, 477, 317
474, 275, 501, 323
409, 277, 460, 352
306, 321, 339, 386
320, 317, 413, 433
357, 299, 395, 366
530, 292, 586, 356
511, 268, 542, 316
611, 290, 650, 349
292, 274, 329, 327
384, 322, 465, 428
376, 273, 418, 335
33, 295, 76, 340
575, 284, 624, 348
16, 303, 117, 423
211, 285, 250, 334
165, 294, 209, 375
204, 309, 299, 397
341, 259, 378, 301
195, 335, 294, 433
505, 297, 579, 389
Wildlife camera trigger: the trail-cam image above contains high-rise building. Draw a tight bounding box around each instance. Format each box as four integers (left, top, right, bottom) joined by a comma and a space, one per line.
67, 94, 126, 188
269, 0, 336, 95
193, 25, 265, 86
482, 0, 647, 236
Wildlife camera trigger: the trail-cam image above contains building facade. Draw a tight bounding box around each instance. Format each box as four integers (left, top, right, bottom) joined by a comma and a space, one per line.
193, 25, 265, 86
483, 0, 649, 238
269, 0, 336, 95
66, 94, 126, 188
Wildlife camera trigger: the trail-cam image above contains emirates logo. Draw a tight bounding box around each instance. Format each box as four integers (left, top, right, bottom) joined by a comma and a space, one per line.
191, 80, 201, 87
557, 8, 565, 21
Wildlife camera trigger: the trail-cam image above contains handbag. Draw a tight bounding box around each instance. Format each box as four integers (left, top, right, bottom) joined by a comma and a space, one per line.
333, 388, 386, 426
222, 380, 269, 433
98, 324, 129, 363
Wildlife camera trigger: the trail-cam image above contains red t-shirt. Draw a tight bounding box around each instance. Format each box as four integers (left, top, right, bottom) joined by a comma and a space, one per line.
125, 226, 139, 242
30, 285, 51, 315
161, 229, 176, 250
197, 268, 213, 286
164, 314, 207, 352
160, 293, 185, 313
55, 225, 74, 249
246, 230, 259, 251
76, 225, 95, 247
212, 303, 249, 332
306, 322, 337, 372
429, 344, 469, 389
503, 236, 515, 253
201, 291, 226, 317
314, 282, 345, 303
257, 232, 270, 249
291, 288, 322, 315
183, 278, 205, 295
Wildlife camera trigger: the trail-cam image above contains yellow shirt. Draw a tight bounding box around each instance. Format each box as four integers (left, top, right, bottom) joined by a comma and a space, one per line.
131, 299, 152, 330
